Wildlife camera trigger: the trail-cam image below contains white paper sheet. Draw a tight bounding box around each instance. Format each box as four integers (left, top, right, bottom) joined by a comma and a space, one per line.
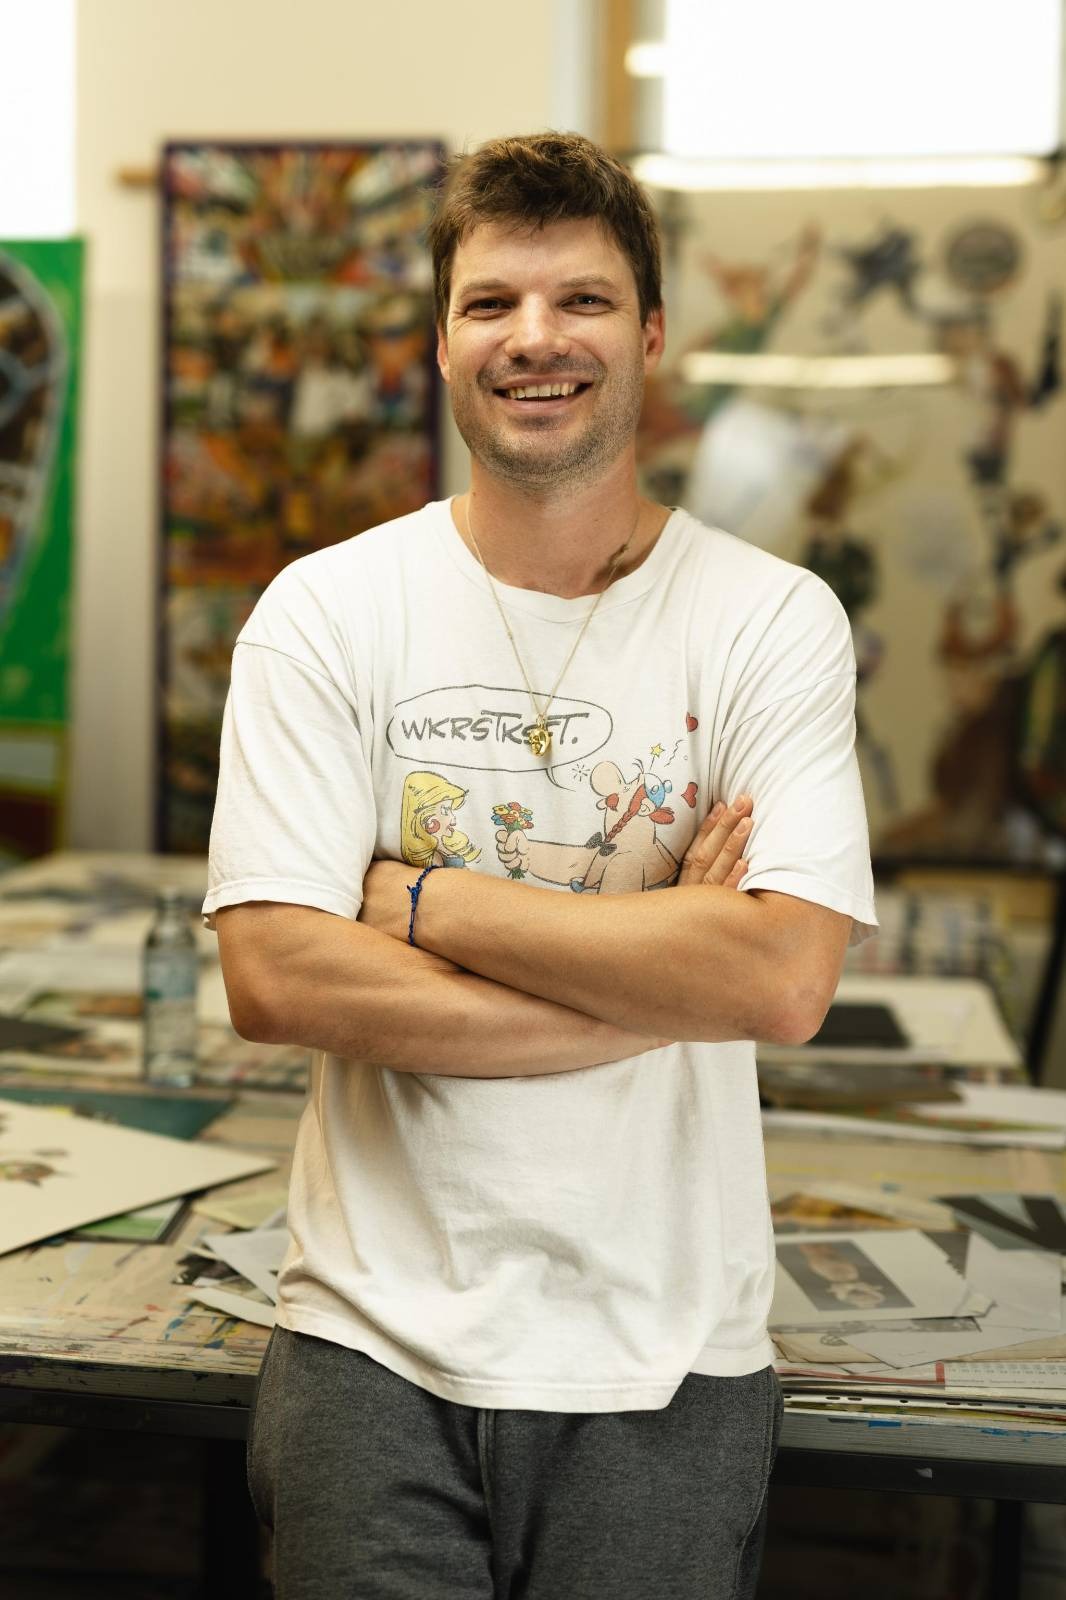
187, 1285, 276, 1328
200, 1226, 288, 1303
906, 1084, 1066, 1131
846, 1322, 1058, 1368
760, 974, 1023, 1068
770, 1229, 968, 1327
762, 1109, 1065, 1149
966, 1232, 1064, 1330
0, 1097, 274, 1253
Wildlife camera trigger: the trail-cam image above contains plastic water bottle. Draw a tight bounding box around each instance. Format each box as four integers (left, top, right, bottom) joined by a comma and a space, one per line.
143, 887, 199, 1087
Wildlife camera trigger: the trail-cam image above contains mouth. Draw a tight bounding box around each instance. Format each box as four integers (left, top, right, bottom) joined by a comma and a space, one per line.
492, 380, 592, 412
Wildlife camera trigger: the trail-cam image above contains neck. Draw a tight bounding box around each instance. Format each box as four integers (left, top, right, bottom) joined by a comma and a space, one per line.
456, 459, 670, 599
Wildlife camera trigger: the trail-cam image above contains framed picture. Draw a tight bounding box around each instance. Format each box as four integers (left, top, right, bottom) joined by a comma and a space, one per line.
158, 140, 445, 852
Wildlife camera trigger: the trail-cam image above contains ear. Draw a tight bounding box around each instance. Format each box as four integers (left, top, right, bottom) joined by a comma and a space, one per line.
436, 323, 451, 384
643, 305, 666, 374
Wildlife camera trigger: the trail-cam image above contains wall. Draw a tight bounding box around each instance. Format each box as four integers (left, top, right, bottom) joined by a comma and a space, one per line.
70, 0, 594, 850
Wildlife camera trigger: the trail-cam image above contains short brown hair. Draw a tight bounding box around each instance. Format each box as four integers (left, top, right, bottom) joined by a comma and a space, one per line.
428, 131, 663, 329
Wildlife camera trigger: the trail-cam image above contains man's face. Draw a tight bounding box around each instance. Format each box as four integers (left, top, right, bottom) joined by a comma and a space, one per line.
437, 217, 664, 490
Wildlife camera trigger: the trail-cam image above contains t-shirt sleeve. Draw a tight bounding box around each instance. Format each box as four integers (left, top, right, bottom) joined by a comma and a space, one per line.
201, 560, 376, 931
712, 574, 879, 947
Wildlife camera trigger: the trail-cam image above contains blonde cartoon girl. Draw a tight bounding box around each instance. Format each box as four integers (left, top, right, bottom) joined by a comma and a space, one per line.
399, 771, 482, 869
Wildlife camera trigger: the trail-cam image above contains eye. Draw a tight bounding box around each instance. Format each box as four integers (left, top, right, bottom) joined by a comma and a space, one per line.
569, 294, 608, 307
464, 298, 506, 313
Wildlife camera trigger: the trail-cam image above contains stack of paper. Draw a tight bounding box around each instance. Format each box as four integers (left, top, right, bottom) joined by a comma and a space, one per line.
763, 1080, 1066, 1151
182, 1203, 289, 1328
770, 1188, 1066, 1427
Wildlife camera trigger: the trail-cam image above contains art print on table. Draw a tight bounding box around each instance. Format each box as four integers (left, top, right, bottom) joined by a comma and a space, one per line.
0, 1098, 272, 1255
771, 1228, 969, 1327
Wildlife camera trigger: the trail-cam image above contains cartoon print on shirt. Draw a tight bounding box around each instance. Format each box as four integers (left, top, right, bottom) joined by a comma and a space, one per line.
492, 800, 534, 878
399, 770, 482, 869
495, 717, 701, 894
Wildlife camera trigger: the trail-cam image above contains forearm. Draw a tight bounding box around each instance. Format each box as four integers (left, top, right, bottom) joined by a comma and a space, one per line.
413, 875, 793, 1044
247, 911, 668, 1077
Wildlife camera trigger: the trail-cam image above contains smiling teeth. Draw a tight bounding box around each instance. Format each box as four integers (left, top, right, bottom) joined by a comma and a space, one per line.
504, 382, 581, 398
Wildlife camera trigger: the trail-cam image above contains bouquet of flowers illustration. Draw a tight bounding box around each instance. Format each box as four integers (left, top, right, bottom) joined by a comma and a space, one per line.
492, 800, 533, 879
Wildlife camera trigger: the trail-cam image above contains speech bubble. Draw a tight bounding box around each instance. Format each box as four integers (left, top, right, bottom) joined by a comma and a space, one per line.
386, 683, 612, 778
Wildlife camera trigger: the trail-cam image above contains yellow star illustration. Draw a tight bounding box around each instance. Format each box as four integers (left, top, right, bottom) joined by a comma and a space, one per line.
650, 743, 664, 758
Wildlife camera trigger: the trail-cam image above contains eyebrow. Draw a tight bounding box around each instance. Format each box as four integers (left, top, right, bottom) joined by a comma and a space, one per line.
454, 275, 622, 299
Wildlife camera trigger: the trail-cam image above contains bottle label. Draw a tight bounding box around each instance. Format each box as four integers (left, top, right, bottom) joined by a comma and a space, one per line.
144, 953, 198, 1072
145, 953, 197, 1003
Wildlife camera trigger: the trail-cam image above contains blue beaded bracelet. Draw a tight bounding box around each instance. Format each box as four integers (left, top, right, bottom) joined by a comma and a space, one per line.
406, 864, 438, 946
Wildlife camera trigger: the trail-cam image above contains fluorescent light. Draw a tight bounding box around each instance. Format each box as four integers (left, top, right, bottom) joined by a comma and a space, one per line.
680, 353, 955, 390
632, 153, 1049, 192
663, 0, 1061, 160
0, 0, 76, 237
625, 42, 667, 78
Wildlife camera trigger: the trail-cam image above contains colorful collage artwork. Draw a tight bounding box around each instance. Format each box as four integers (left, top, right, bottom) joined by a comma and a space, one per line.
0, 240, 83, 867
159, 141, 444, 851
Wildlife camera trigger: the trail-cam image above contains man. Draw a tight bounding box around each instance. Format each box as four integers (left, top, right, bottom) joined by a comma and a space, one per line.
204, 131, 878, 1599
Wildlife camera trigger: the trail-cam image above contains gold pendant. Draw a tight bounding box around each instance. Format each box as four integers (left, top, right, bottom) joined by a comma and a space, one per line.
528, 723, 552, 756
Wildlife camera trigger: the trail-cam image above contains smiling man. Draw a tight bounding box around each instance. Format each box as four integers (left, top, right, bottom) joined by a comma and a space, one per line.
204, 132, 878, 1599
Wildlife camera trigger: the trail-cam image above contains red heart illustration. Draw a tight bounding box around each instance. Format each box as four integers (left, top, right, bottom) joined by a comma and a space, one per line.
685, 713, 698, 732
681, 782, 698, 807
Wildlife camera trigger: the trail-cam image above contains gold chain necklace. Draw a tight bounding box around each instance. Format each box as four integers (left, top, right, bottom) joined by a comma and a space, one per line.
462, 494, 641, 757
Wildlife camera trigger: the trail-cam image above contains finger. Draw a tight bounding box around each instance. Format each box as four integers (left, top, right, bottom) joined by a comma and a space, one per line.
702, 818, 751, 885
680, 804, 750, 886
678, 797, 752, 886
722, 858, 749, 890
677, 803, 729, 885
679, 815, 732, 885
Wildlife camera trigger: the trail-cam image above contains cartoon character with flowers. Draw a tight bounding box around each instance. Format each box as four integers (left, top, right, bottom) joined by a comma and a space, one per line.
492, 800, 534, 878
495, 754, 697, 894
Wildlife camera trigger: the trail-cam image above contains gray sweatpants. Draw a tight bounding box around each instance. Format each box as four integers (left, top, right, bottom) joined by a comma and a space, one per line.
248, 1325, 783, 1599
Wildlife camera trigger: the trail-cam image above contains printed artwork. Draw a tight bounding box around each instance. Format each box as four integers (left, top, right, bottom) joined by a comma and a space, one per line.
160, 141, 444, 852
0, 240, 83, 866
777, 1237, 915, 1314
0, 1097, 273, 1256
638, 189, 1066, 864
392, 691, 703, 894
770, 1227, 968, 1326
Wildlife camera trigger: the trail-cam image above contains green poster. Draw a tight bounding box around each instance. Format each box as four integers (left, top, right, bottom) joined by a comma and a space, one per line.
0, 238, 83, 866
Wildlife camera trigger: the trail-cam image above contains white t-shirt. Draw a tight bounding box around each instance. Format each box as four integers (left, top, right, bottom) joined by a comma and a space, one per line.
203, 497, 878, 1413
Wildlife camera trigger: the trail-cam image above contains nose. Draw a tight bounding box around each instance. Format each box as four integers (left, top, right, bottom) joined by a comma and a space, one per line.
503, 295, 571, 365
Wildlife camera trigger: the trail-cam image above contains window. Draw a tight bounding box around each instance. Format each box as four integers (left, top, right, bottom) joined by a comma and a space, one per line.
661, 0, 1061, 161
0, 0, 76, 237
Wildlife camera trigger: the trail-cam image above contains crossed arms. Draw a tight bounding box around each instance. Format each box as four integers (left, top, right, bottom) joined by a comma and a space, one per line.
216, 798, 853, 1079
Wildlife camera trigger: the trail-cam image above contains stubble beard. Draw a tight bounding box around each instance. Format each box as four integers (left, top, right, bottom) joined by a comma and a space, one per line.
449, 359, 647, 493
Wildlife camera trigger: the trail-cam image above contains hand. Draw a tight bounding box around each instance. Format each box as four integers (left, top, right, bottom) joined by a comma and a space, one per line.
357, 858, 424, 943
496, 828, 529, 876
677, 796, 753, 890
